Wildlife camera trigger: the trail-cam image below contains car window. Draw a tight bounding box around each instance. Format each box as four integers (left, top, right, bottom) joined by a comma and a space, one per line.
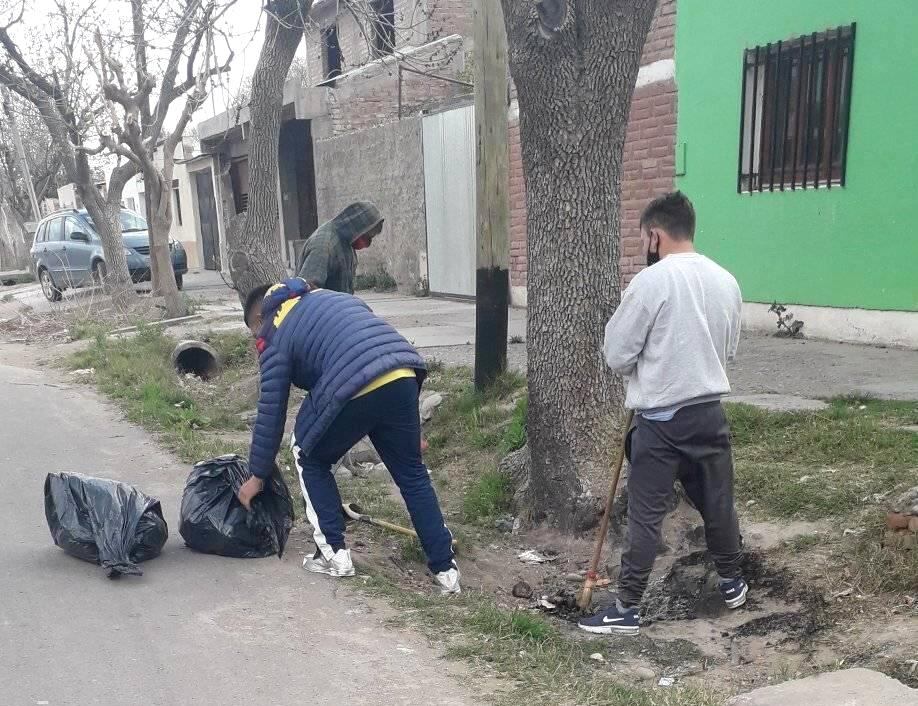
34, 223, 46, 244
119, 210, 147, 232
46, 218, 64, 242
63, 217, 84, 240
82, 210, 148, 233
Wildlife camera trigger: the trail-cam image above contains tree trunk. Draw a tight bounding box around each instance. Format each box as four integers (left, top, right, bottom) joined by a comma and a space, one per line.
145, 171, 186, 318
226, 0, 312, 301
65, 124, 137, 309
499, 0, 656, 530
80, 183, 135, 310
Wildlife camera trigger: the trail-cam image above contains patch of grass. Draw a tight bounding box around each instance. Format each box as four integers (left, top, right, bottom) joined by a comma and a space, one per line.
421, 368, 525, 527
425, 368, 526, 465
354, 265, 397, 292
830, 396, 918, 425
727, 402, 918, 519
499, 395, 527, 455
361, 575, 724, 706
398, 536, 426, 564
68, 327, 257, 463
462, 469, 511, 523
839, 516, 918, 595
68, 317, 115, 341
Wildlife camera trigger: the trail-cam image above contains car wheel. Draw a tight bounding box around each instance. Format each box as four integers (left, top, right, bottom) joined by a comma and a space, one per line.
39, 268, 62, 302
92, 260, 107, 286
174, 273, 183, 291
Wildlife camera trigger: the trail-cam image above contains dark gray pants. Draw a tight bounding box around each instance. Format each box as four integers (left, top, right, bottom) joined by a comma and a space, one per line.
618, 401, 743, 607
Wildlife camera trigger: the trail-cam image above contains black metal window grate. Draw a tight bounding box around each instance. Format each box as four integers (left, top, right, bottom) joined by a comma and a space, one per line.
738, 24, 856, 193
371, 0, 396, 57
322, 25, 342, 81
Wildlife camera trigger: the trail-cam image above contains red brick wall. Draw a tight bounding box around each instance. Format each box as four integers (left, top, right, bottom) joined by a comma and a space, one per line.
620, 79, 677, 287
508, 0, 678, 297
302, 1, 472, 135
509, 116, 527, 288
642, 0, 676, 64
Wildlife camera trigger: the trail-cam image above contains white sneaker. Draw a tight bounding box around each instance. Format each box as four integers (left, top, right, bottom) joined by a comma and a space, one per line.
303, 548, 356, 577
435, 562, 461, 595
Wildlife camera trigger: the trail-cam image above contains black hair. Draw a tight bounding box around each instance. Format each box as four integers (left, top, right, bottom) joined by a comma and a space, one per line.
640, 191, 696, 241
243, 283, 272, 327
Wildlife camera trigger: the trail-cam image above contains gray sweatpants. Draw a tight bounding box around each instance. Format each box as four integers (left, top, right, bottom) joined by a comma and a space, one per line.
618, 401, 743, 607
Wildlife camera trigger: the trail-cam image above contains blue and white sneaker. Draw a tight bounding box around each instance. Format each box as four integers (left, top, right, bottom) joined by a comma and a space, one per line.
577, 602, 640, 636
719, 577, 748, 609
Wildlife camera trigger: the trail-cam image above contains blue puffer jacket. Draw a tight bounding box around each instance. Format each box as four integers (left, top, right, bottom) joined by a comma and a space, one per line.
248, 279, 427, 479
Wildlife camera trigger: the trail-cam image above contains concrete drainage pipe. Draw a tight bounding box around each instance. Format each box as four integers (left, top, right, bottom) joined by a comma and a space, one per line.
171, 340, 221, 380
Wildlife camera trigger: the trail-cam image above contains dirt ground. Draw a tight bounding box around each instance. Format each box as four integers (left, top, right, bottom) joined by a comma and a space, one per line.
339, 484, 917, 695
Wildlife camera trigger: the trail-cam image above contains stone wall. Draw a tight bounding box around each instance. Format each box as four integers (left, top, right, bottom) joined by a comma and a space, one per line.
313, 116, 427, 294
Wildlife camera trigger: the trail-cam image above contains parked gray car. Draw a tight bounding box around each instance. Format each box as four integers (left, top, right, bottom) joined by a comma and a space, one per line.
30, 208, 188, 302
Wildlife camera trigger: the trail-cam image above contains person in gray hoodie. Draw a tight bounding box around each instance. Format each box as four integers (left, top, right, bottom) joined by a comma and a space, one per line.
296, 201, 383, 294
579, 191, 747, 637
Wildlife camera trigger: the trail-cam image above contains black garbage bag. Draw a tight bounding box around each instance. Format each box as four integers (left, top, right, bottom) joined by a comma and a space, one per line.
179, 455, 294, 559
44, 472, 168, 579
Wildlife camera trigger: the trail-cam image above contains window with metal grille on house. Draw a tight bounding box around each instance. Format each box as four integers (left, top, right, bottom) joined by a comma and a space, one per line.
738, 24, 856, 193
371, 0, 396, 57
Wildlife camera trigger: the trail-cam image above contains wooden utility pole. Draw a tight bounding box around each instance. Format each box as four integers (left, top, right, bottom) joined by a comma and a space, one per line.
472, 0, 510, 390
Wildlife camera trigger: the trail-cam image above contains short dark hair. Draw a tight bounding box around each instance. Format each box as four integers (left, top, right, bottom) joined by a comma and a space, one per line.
640, 191, 696, 241
243, 283, 272, 327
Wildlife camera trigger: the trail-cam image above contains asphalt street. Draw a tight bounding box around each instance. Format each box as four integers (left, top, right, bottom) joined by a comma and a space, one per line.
0, 360, 478, 706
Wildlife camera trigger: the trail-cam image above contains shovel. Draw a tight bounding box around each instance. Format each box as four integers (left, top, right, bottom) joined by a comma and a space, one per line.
342, 502, 458, 550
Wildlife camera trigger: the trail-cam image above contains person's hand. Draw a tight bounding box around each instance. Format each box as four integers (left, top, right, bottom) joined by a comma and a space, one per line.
238, 476, 265, 510
421, 435, 429, 454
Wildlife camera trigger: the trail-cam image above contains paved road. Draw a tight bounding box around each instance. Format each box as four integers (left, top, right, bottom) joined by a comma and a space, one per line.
0, 361, 479, 706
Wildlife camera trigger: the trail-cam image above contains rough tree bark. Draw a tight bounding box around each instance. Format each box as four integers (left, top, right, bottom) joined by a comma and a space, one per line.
226, 0, 313, 300
499, 0, 657, 530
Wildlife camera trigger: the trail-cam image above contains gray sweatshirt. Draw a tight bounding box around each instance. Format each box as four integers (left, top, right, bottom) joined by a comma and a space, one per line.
603, 252, 742, 412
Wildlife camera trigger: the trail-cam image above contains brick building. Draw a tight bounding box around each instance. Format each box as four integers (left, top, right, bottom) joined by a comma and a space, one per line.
195, 1, 678, 304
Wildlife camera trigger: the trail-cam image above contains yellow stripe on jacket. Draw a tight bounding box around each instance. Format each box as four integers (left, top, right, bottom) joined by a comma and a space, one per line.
353, 368, 416, 399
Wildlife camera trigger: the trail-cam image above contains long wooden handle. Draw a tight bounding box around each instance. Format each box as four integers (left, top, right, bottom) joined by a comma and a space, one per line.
360, 515, 419, 539
585, 409, 634, 579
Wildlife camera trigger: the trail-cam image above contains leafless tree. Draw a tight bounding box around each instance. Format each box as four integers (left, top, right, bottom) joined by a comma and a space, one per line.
93, 0, 236, 318
499, 0, 656, 529
0, 92, 65, 220
225, 0, 313, 299
0, 0, 139, 308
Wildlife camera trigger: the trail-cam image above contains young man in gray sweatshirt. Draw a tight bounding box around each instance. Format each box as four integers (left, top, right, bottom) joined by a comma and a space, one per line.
578, 191, 747, 636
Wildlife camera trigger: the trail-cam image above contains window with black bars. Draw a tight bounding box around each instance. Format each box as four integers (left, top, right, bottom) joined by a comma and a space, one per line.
371, 0, 396, 57
738, 24, 856, 193
322, 25, 342, 81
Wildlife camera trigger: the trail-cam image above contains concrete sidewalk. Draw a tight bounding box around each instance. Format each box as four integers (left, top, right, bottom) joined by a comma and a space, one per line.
16, 269, 914, 403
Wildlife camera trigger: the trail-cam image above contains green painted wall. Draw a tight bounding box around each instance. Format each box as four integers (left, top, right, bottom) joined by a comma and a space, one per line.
676, 1, 918, 311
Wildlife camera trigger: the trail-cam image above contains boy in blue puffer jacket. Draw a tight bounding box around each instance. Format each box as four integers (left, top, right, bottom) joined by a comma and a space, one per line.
237, 278, 460, 594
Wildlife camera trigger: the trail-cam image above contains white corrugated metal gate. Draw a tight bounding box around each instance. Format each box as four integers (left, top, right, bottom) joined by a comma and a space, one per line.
422, 105, 476, 297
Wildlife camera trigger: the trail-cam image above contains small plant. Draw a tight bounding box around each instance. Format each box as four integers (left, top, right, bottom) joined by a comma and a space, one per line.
769, 302, 804, 338
373, 266, 397, 292
354, 265, 398, 292
354, 272, 378, 291
500, 396, 527, 455
462, 469, 511, 523
398, 536, 426, 564
509, 334, 524, 344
